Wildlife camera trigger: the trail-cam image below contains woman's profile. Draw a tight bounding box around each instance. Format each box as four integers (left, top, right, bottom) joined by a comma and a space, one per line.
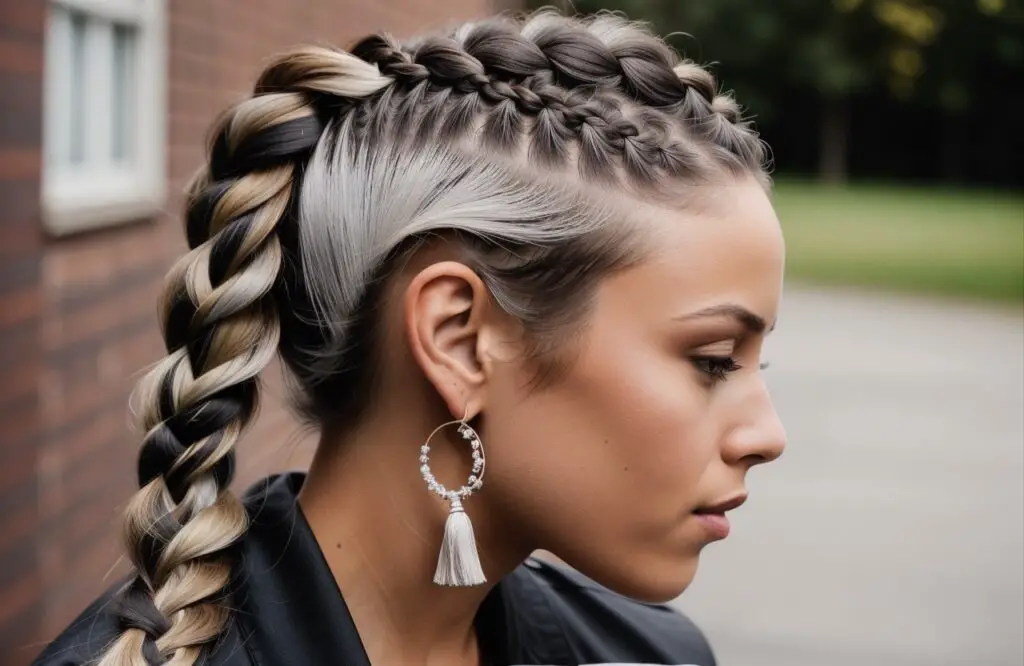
34, 8, 786, 666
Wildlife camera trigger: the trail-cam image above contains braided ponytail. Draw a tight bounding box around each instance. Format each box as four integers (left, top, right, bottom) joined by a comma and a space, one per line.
100, 47, 391, 666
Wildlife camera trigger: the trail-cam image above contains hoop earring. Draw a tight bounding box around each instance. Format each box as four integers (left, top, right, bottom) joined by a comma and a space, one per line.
420, 409, 487, 587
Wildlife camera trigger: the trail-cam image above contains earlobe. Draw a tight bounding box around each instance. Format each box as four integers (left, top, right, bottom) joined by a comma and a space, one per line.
403, 261, 490, 418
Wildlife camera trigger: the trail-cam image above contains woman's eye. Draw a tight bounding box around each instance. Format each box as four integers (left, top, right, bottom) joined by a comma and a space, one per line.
690, 355, 742, 383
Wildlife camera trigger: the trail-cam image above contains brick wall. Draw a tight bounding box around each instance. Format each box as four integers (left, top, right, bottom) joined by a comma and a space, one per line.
0, 1, 45, 662
1, 1, 504, 664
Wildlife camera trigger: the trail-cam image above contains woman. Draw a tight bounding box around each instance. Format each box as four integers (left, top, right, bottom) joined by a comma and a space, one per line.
35, 8, 785, 666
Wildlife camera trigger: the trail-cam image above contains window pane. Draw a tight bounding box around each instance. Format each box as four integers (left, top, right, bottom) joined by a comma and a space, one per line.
111, 23, 137, 163
45, 6, 69, 169
68, 10, 88, 166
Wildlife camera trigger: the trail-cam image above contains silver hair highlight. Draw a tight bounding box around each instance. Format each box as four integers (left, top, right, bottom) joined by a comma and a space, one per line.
297, 116, 615, 370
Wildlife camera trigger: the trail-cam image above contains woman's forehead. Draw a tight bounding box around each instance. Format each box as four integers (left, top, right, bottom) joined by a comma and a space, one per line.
600, 181, 785, 326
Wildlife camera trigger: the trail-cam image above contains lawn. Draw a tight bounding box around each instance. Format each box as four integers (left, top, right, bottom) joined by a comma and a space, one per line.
772, 180, 1024, 303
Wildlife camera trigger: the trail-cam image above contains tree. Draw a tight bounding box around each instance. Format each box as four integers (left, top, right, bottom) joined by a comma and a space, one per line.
529, 0, 1024, 184
544, 0, 884, 182
896, 0, 1024, 179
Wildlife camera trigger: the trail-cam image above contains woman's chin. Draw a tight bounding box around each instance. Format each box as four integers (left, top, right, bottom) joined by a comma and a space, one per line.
569, 552, 701, 604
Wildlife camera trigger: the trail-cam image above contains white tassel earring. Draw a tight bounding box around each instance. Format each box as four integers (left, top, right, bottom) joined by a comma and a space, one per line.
420, 410, 487, 587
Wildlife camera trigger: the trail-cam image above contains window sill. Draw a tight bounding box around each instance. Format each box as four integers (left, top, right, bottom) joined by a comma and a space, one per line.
42, 174, 167, 236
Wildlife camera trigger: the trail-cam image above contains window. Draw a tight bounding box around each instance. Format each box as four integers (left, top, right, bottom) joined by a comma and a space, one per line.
43, 0, 167, 235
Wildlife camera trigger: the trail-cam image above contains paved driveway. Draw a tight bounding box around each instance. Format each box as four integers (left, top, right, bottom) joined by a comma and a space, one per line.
674, 286, 1024, 666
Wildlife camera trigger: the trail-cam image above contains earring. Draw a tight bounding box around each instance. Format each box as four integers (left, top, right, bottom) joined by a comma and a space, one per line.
420, 409, 487, 587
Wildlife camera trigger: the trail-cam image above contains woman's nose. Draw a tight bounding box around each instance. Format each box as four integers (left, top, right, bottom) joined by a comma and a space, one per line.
722, 398, 787, 468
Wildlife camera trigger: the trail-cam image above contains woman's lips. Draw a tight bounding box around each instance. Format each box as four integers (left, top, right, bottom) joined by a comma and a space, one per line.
693, 492, 747, 540
694, 512, 731, 540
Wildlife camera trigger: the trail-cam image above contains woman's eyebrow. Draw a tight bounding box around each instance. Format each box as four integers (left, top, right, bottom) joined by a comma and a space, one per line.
673, 303, 772, 334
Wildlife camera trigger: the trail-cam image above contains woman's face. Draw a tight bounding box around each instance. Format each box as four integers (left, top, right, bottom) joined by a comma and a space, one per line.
483, 178, 787, 602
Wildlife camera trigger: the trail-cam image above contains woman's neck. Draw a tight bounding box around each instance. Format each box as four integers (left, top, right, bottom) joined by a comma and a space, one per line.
297, 415, 527, 666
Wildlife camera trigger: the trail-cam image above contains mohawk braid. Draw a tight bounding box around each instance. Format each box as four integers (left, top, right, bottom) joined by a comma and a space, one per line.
350, 13, 763, 187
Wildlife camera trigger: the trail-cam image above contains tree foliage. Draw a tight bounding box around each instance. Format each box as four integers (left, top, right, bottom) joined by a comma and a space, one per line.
531, 0, 1022, 181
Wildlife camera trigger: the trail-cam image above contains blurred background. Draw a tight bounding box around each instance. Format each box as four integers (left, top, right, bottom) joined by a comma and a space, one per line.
0, 1, 1020, 665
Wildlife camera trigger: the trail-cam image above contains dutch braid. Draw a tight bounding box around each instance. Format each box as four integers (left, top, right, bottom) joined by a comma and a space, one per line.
102, 9, 770, 665
351, 13, 762, 186
100, 47, 391, 666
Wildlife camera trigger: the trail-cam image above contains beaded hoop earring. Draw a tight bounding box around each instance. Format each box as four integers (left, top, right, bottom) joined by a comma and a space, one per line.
420, 410, 487, 586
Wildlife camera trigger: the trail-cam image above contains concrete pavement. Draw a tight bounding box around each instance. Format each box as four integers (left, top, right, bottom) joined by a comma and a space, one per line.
674, 286, 1024, 666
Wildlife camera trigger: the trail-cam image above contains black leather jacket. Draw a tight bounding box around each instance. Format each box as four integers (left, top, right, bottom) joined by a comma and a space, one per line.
33, 473, 717, 665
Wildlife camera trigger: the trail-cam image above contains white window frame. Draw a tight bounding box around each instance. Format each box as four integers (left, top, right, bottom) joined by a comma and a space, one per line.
42, 0, 168, 235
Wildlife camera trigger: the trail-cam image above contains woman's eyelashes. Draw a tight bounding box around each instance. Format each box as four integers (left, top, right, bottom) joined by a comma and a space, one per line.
687, 341, 771, 385
690, 355, 742, 383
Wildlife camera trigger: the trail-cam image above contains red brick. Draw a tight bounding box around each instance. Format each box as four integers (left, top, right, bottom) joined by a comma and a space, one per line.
42, 534, 127, 629
0, 440, 36, 519
60, 477, 127, 548
0, 253, 38, 292
0, 573, 39, 630
0, 358, 37, 407
0, 223, 42, 258
0, 2, 44, 658
44, 283, 157, 353
42, 408, 128, 492
0, 501, 37, 591
0, 74, 42, 147
0, 603, 43, 666
40, 367, 122, 440
0, 179, 39, 225
168, 52, 217, 92
43, 225, 173, 298
0, 610, 42, 666
105, 321, 165, 376
0, 36, 43, 76
0, 316, 35, 368
169, 144, 207, 187
0, 286, 40, 327
55, 324, 160, 399
0, 426, 37, 491
0, 2, 45, 41
0, 396, 38, 445
0, 147, 40, 179
62, 414, 132, 480
0, 498, 38, 553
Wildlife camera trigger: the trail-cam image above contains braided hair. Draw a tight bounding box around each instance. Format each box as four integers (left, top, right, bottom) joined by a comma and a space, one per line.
104, 9, 767, 665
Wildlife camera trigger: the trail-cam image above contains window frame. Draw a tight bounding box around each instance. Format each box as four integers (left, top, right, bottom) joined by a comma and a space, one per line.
42, 0, 168, 236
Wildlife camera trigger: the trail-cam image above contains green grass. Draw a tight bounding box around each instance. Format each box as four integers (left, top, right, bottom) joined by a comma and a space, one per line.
772, 179, 1024, 303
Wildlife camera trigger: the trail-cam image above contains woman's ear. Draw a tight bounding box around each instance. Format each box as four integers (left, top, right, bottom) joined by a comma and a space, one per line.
402, 261, 498, 419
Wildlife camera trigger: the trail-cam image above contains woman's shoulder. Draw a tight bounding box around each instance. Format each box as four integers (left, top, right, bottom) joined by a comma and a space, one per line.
503, 556, 717, 666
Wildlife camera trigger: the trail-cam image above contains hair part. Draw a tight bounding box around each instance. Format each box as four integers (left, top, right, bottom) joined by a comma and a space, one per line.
105, 8, 768, 665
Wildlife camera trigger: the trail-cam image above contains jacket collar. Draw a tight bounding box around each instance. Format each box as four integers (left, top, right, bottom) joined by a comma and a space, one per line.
230, 472, 529, 666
